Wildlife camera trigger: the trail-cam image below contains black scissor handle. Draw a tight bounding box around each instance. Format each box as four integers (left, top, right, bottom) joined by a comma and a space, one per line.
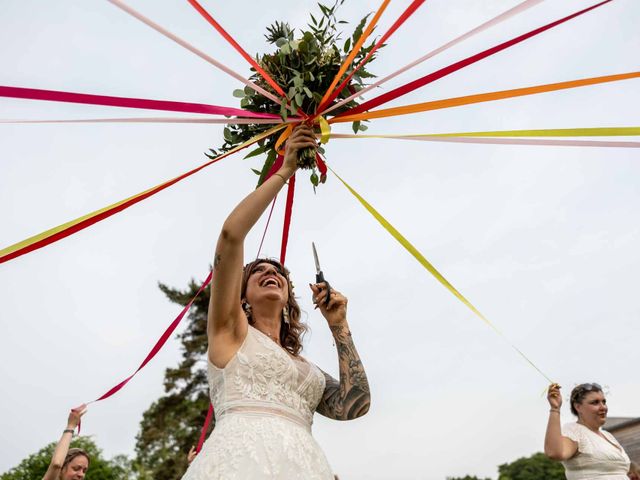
315, 273, 332, 306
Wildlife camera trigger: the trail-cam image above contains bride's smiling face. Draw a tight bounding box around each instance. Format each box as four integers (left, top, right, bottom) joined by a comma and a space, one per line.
245, 261, 289, 306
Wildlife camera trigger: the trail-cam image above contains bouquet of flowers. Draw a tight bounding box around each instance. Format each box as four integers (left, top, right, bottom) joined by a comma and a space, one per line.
206, 1, 379, 187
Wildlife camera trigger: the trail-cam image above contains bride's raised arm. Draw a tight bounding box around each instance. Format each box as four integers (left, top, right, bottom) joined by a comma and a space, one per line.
207, 125, 317, 367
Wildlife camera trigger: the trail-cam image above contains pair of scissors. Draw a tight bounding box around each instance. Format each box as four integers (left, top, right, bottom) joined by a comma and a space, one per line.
312, 242, 331, 306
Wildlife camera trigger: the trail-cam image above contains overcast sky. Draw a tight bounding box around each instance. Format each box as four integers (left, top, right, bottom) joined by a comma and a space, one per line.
1, 1, 639, 479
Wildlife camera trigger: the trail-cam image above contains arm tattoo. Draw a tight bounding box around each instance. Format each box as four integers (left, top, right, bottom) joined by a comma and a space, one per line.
316, 324, 370, 420
213, 252, 221, 270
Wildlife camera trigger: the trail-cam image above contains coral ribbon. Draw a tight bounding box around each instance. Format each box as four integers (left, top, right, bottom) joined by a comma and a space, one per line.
337, 0, 614, 118
316, 0, 426, 115
318, 0, 391, 109
331, 72, 640, 123
187, 0, 286, 98
330, 167, 553, 383
0, 85, 281, 118
0, 125, 285, 264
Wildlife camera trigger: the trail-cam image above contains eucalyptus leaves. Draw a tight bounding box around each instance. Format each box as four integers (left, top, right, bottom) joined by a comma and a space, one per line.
207, 1, 378, 187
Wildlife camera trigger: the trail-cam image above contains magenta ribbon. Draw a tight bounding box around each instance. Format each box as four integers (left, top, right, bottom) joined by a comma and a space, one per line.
0, 86, 281, 118
90, 272, 212, 403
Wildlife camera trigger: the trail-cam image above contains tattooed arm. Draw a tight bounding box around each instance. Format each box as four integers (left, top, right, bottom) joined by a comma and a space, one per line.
311, 284, 371, 420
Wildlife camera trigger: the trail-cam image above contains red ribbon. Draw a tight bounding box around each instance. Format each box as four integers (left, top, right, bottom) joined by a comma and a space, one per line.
0, 85, 281, 118
279, 174, 296, 265
337, 0, 613, 117
316, 0, 426, 114
196, 403, 214, 453
187, 0, 286, 98
92, 272, 212, 403
0, 153, 234, 264
315, 154, 328, 183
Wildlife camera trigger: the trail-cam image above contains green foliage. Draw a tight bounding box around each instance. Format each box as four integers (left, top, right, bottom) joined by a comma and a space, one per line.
497, 452, 565, 480
447, 476, 492, 480
0, 437, 134, 480
134, 279, 214, 480
209, 1, 378, 187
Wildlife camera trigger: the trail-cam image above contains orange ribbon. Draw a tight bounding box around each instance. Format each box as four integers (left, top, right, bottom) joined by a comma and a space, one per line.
331, 71, 640, 123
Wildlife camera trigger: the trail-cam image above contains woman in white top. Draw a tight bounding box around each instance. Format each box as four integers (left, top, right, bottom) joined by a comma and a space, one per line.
545, 383, 630, 480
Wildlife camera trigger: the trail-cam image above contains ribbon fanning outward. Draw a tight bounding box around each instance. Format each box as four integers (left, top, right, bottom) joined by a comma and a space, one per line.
0, 124, 286, 264
0, 117, 293, 125
389, 127, 640, 138
329, 127, 640, 148
317, 0, 391, 111
0, 86, 281, 118
323, 0, 544, 116
279, 174, 296, 265
316, 0, 426, 115
332, 72, 640, 123
187, 0, 286, 98
106, 0, 282, 106
330, 166, 553, 383
336, 0, 614, 118
93, 271, 212, 403
196, 403, 215, 453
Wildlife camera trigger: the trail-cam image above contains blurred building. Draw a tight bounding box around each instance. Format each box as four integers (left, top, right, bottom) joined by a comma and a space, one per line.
605, 417, 640, 463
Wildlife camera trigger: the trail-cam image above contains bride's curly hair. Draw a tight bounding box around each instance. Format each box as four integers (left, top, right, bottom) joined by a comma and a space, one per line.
240, 258, 307, 355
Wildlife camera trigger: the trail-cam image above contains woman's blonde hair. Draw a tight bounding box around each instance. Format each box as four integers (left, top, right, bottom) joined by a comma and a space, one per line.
60, 448, 90, 477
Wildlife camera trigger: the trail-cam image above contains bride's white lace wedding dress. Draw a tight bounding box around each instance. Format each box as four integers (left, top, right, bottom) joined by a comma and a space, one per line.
181, 325, 334, 479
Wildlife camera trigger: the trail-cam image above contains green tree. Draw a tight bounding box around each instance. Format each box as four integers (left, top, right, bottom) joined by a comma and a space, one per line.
497, 452, 565, 480
1, 437, 134, 480
134, 277, 214, 480
447, 476, 492, 480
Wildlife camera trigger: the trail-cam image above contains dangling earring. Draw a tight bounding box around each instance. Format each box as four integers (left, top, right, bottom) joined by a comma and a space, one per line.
282, 305, 290, 325
242, 300, 253, 321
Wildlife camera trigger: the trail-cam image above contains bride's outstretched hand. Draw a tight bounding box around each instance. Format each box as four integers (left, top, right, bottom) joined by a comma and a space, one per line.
310, 283, 347, 327
282, 124, 317, 174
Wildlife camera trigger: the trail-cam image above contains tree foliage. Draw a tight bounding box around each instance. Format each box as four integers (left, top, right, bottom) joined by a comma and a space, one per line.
447, 476, 492, 480
497, 452, 565, 480
134, 277, 214, 480
0, 437, 133, 480
448, 452, 565, 480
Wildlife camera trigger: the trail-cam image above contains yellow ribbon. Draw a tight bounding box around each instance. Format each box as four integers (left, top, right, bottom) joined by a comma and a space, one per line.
0, 124, 286, 260
330, 166, 553, 383
318, 116, 331, 144
332, 127, 640, 138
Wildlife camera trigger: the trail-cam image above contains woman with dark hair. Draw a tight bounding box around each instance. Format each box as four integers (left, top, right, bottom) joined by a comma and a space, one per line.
42, 405, 90, 480
182, 125, 370, 480
545, 383, 630, 479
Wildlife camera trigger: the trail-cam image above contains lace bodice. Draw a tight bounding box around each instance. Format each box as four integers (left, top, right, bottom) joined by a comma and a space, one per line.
207, 325, 326, 429
183, 326, 334, 478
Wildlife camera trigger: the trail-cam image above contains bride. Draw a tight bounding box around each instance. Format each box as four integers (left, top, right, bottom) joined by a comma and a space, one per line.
182, 124, 371, 479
